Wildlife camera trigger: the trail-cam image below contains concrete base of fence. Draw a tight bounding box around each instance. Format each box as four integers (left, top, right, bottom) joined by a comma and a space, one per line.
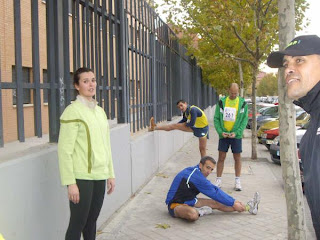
0, 106, 214, 240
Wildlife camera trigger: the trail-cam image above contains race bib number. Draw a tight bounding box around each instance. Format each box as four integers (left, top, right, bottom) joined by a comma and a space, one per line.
223, 107, 236, 122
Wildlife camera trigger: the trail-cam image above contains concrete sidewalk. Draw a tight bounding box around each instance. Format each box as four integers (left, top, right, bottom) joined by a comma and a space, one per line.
97, 124, 316, 240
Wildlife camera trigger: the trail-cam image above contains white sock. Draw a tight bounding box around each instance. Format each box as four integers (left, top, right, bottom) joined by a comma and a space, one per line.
235, 177, 241, 183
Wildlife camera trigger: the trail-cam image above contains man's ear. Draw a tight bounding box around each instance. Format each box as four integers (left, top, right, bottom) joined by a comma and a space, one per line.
199, 163, 203, 170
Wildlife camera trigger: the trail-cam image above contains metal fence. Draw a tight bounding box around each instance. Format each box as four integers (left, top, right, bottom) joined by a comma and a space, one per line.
0, 0, 217, 147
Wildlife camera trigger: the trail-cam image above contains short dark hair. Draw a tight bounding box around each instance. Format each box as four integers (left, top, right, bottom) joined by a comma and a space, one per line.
176, 99, 187, 105
73, 67, 94, 86
200, 156, 216, 165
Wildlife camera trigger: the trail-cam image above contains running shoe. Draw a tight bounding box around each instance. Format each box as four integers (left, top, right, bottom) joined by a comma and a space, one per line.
197, 206, 213, 217
234, 181, 242, 191
247, 192, 260, 215
215, 179, 222, 188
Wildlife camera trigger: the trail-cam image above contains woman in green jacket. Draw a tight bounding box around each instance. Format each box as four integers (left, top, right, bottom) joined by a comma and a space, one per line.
58, 67, 115, 240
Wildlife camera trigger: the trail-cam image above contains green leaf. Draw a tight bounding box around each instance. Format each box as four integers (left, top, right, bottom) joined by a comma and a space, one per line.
155, 223, 171, 229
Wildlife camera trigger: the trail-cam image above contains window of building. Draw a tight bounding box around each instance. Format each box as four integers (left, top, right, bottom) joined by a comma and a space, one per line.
12, 66, 31, 105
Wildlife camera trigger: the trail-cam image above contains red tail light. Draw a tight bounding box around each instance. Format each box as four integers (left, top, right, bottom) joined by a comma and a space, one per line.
297, 149, 301, 159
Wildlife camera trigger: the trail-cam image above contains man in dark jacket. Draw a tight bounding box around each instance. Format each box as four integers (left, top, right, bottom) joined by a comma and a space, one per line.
267, 35, 320, 238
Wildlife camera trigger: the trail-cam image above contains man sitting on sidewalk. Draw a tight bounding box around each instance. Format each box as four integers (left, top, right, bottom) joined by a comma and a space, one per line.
149, 100, 209, 157
165, 156, 260, 221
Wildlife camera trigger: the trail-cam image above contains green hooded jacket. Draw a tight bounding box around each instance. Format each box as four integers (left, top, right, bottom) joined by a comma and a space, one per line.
214, 96, 248, 139
58, 99, 115, 186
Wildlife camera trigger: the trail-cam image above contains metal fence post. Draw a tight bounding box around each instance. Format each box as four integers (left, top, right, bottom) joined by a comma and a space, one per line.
118, 0, 128, 123
166, 45, 172, 121
150, 33, 157, 120
13, 0, 25, 142
55, 0, 66, 118
0, 47, 3, 147
31, 0, 42, 138
46, 0, 65, 143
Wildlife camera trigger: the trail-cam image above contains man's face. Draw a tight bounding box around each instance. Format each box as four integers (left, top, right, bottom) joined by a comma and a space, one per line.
283, 54, 320, 100
199, 160, 215, 178
228, 86, 239, 100
177, 102, 188, 112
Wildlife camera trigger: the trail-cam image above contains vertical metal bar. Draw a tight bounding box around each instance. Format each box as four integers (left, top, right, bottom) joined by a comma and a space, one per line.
114, 0, 120, 120
97, 10, 102, 105
85, 0, 90, 67
150, 12, 156, 122
82, 4, 86, 66
134, 0, 139, 130
55, 0, 66, 125
108, 0, 115, 118
118, 0, 129, 123
94, 0, 100, 102
166, 44, 172, 121
31, 0, 42, 137
63, 0, 71, 105
46, 0, 57, 142
101, 0, 109, 115
178, 45, 183, 100
141, 0, 146, 127
72, 0, 77, 72
130, 0, 135, 131
90, 8, 94, 73
0, 48, 4, 147
138, 0, 143, 129
13, 0, 25, 142
76, 0, 81, 68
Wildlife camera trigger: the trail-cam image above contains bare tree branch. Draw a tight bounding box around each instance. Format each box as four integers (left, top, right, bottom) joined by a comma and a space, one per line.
232, 26, 255, 56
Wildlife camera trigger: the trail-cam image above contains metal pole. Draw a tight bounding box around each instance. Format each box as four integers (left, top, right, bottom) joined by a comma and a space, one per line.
118, 0, 128, 123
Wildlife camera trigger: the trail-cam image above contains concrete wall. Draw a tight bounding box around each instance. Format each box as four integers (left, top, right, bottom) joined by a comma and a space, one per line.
0, 106, 214, 240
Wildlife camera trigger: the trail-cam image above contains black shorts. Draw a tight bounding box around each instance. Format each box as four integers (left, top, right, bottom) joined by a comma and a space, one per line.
191, 126, 209, 139
218, 138, 242, 153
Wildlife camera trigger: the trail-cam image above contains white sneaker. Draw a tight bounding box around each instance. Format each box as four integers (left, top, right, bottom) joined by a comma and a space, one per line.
235, 181, 242, 191
247, 192, 260, 215
215, 179, 222, 188
196, 206, 213, 217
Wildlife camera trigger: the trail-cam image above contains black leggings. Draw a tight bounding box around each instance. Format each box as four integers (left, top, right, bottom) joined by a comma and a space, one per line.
65, 179, 106, 240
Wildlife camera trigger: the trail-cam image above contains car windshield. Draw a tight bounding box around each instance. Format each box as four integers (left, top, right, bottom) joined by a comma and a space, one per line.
301, 120, 310, 129
296, 111, 308, 120
261, 106, 278, 117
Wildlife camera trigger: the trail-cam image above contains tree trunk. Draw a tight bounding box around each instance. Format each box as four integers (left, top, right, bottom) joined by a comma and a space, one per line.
251, 65, 257, 159
278, 0, 306, 239
238, 61, 244, 97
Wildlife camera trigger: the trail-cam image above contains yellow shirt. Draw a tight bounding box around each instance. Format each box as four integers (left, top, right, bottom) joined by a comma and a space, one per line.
223, 97, 239, 131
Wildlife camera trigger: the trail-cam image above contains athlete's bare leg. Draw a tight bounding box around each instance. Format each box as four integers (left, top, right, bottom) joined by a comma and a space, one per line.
217, 151, 227, 177
173, 205, 199, 221
234, 153, 241, 177
195, 198, 236, 212
154, 122, 193, 132
199, 137, 207, 157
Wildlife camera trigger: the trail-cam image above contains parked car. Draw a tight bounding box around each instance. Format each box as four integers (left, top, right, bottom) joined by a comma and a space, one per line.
246, 103, 275, 129
260, 128, 279, 149
257, 108, 308, 141
254, 105, 279, 130
269, 121, 309, 164
269, 122, 309, 193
